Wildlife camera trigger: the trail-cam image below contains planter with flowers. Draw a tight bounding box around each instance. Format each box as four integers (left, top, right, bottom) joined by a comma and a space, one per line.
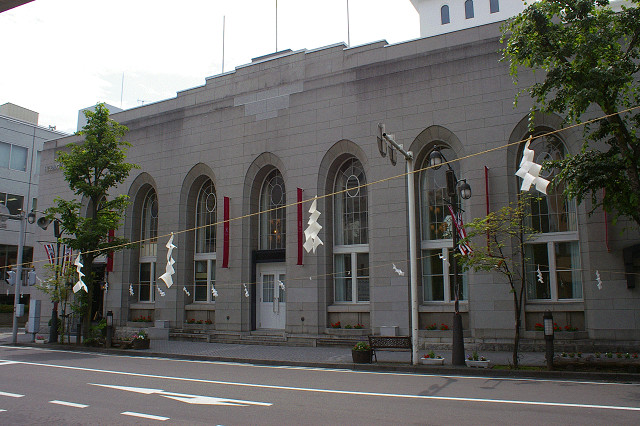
351, 341, 373, 363
35, 335, 46, 344
465, 351, 491, 368
131, 330, 150, 350
420, 350, 445, 365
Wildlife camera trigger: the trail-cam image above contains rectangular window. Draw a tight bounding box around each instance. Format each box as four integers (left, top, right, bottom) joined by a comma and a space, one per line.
490, 0, 499, 14
139, 262, 155, 302
0, 142, 10, 168
356, 253, 369, 302
194, 259, 216, 302
526, 241, 581, 301
5, 194, 24, 215
422, 248, 467, 303
9, 145, 27, 171
334, 254, 352, 302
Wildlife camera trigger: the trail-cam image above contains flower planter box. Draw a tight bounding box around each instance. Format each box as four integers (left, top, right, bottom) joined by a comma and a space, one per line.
352, 349, 372, 363
420, 357, 445, 365
465, 359, 491, 368
131, 338, 150, 350
35, 338, 46, 344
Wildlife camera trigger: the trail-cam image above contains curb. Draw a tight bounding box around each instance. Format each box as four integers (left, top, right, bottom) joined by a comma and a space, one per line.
11, 342, 640, 383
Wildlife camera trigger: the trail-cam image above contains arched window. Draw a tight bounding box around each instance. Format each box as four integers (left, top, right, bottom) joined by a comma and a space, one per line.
420, 145, 467, 302
259, 169, 286, 250
465, 0, 474, 19
441, 5, 450, 25
139, 188, 158, 302
520, 132, 582, 301
333, 158, 369, 303
490, 0, 499, 14
194, 179, 216, 302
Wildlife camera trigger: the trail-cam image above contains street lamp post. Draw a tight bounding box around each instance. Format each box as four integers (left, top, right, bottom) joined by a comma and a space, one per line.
0, 205, 27, 345
429, 148, 472, 366
377, 124, 419, 365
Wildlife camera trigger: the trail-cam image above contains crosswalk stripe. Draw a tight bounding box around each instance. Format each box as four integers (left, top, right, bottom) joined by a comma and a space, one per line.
0, 391, 24, 398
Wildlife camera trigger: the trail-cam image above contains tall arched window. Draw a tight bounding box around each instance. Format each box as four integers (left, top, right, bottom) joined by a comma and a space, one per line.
333, 158, 369, 303
465, 0, 474, 19
139, 188, 158, 302
490, 0, 499, 14
194, 179, 216, 302
259, 169, 286, 250
521, 132, 582, 301
441, 5, 450, 25
420, 146, 467, 302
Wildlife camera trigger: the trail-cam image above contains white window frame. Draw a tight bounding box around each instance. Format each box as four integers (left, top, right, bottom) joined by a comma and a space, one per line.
138, 260, 156, 303
333, 244, 369, 304
139, 188, 157, 302
194, 180, 217, 303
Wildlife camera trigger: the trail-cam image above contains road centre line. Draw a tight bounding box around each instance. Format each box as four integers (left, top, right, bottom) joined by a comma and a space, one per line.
49, 400, 89, 408
121, 411, 169, 421
2, 359, 640, 412
1, 345, 635, 387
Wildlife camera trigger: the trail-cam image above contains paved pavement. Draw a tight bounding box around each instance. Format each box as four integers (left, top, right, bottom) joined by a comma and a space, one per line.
4, 327, 639, 382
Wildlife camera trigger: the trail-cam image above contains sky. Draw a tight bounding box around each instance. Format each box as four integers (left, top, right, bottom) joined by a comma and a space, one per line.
1, 0, 419, 134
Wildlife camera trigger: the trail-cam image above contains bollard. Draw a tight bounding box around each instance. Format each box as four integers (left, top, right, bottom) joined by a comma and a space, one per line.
544, 310, 554, 370
76, 322, 82, 346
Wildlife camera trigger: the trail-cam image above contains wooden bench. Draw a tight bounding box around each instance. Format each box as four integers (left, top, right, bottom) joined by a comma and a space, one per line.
368, 335, 413, 364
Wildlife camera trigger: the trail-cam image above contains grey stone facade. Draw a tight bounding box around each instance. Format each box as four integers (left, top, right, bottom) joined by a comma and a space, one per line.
35, 21, 640, 347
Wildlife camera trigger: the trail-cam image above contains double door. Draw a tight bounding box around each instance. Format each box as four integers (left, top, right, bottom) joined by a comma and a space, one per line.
257, 264, 286, 330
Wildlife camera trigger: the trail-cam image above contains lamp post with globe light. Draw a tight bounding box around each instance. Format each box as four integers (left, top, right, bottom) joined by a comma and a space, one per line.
428, 148, 472, 366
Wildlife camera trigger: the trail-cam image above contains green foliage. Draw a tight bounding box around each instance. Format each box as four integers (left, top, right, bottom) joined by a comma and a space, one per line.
353, 342, 371, 351
501, 0, 640, 227
46, 103, 138, 335
458, 194, 539, 367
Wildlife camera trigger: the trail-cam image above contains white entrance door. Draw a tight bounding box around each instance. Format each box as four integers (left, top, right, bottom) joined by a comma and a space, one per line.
258, 264, 286, 330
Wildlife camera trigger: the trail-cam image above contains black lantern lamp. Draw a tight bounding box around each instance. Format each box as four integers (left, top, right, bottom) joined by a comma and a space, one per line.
543, 310, 554, 370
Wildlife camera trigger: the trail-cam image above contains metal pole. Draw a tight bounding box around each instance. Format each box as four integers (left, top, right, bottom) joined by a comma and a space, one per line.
11, 213, 25, 344
447, 169, 465, 365
406, 157, 419, 365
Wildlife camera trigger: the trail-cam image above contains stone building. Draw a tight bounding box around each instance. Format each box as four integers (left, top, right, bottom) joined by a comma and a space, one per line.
35, 1, 640, 348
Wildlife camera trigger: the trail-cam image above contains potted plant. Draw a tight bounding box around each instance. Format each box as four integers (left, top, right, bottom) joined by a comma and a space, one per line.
420, 350, 445, 365
352, 341, 372, 363
131, 330, 150, 350
35, 335, 46, 344
465, 351, 491, 368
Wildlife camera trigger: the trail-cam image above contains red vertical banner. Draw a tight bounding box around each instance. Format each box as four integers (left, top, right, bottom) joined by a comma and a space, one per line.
223, 196, 230, 268
106, 229, 115, 272
297, 188, 303, 265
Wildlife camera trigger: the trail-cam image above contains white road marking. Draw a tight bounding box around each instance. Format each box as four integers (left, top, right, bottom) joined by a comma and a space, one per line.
49, 400, 89, 408
0, 361, 17, 366
0, 358, 637, 412
121, 411, 169, 421
0, 345, 634, 387
0, 391, 24, 398
89, 383, 272, 406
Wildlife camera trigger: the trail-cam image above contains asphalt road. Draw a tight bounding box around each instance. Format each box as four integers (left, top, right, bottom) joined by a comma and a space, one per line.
0, 345, 639, 425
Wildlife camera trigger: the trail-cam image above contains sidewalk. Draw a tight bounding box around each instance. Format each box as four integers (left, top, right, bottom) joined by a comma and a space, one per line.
3, 327, 638, 382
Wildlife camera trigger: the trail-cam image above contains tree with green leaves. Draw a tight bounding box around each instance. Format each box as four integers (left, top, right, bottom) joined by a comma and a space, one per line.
46, 103, 138, 338
501, 0, 640, 227
457, 194, 539, 367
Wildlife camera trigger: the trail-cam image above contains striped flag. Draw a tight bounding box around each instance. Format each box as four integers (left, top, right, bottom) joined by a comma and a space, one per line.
44, 244, 55, 265
62, 246, 73, 273
447, 205, 472, 256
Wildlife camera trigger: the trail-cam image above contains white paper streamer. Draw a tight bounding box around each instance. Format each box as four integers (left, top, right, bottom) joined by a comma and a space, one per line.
303, 198, 324, 253
439, 253, 450, 267
537, 265, 544, 283
392, 263, 405, 276
104, 281, 108, 293
278, 280, 286, 291
129, 284, 134, 296
183, 286, 191, 297
596, 270, 603, 290
159, 233, 177, 288
211, 286, 218, 298
243, 283, 249, 298
158, 287, 166, 297
73, 254, 88, 293
515, 137, 550, 195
